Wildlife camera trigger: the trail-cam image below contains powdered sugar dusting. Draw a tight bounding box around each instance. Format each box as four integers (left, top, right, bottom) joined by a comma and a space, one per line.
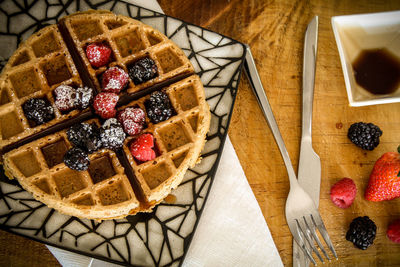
76, 86, 94, 109
54, 85, 76, 111
86, 43, 112, 68
93, 92, 119, 119
100, 118, 126, 150
55, 85, 94, 112
101, 66, 129, 93
105, 77, 122, 90
118, 107, 146, 135
103, 118, 119, 128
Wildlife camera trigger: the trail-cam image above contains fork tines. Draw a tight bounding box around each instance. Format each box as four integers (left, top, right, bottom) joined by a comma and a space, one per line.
293, 211, 338, 265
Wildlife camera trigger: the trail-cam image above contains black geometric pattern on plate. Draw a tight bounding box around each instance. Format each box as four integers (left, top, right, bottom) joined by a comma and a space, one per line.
0, 0, 246, 266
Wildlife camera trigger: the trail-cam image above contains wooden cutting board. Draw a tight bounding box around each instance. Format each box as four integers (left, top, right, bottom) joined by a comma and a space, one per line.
160, 0, 400, 266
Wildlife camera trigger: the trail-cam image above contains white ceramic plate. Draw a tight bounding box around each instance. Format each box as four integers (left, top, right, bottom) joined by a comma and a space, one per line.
0, 1, 245, 266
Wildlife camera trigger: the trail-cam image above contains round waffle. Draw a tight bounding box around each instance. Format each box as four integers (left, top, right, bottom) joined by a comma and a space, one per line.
0, 11, 210, 220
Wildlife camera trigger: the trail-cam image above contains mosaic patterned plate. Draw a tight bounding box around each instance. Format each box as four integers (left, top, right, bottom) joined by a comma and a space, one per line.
0, 1, 245, 266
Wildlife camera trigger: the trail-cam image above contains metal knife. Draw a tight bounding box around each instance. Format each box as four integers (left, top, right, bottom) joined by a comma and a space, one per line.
293, 16, 319, 267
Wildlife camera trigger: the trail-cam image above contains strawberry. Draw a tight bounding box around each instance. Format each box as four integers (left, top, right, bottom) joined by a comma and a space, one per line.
387, 219, 400, 243
330, 178, 357, 209
86, 43, 112, 68
365, 147, 400, 201
130, 133, 156, 162
117, 107, 146, 136
93, 92, 119, 119
101, 66, 129, 94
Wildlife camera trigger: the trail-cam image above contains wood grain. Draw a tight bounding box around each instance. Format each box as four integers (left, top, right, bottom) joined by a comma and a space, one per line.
1, 0, 400, 266
160, 0, 400, 266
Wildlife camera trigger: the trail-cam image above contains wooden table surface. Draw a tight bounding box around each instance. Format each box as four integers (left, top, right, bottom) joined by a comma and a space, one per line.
1, 0, 400, 266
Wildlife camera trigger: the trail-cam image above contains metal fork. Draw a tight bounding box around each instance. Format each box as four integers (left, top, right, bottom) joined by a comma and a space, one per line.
244, 45, 337, 265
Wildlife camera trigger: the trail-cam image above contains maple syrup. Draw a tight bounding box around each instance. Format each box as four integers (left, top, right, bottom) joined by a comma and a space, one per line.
352, 48, 400, 95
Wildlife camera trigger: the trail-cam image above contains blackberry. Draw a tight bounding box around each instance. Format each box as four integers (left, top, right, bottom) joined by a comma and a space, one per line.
23, 98, 54, 125
346, 216, 377, 250
145, 91, 173, 123
76, 86, 94, 109
347, 122, 382, 150
67, 123, 102, 153
128, 57, 158, 85
100, 118, 126, 150
64, 147, 90, 171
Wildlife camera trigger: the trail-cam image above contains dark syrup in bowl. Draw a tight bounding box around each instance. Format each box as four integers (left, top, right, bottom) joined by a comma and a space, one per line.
352, 48, 400, 95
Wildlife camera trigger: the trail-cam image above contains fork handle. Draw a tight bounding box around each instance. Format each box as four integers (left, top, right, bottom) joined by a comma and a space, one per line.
244, 45, 298, 188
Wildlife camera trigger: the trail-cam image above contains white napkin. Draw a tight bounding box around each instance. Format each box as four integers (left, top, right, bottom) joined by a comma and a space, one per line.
47, 1, 283, 266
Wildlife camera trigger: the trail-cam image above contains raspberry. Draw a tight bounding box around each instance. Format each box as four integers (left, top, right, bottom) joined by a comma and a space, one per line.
23, 98, 54, 125
93, 92, 119, 119
54, 85, 76, 112
117, 107, 146, 136
86, 43, 112, 68
100, 118, 126, 150
330, 178, 357, 209
63, 147, 90, 171
128, 57, 158, 85
130, 133, 156, 162
387, 219, 400, 243
101, 66, 129, 94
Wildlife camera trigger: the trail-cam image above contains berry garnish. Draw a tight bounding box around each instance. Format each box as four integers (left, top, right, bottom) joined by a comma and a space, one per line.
76, 86, 94, 109
67, 123, 102, 153
130, 133, 156, 162
128, 57, 158, 85
117, 107, 146, 136
101, 66, 129, 94
100, 118, 126, 150
93, 92, 119, 119
64, 147, 90, 171
347, 122, 382, 151
54, 85, 93, 112
330, 178, 357, 209
346, 216, 377, 250
365, 148, 400, 201
145, 91, 173, 123
23, 98, 54, 125
86, 43, 112, 68
54, 85, 76, 112
387, 219, 400, 244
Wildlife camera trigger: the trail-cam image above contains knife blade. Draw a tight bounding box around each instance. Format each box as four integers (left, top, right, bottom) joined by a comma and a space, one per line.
293, 16, 319, 267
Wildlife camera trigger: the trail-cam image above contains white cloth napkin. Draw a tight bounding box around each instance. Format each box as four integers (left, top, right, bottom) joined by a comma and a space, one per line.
47, 1, 283, 266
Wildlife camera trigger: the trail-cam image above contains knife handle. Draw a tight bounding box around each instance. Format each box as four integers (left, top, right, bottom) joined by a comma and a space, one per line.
301, 17, 318, 141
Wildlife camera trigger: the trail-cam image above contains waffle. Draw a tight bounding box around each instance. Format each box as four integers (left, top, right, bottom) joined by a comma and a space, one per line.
3, 119, 141, 220
59, 10, 194, 96
121, 75, 210, 205
0, 10, 210, 220
2, 75, 210, 220
0, 25, 84, 150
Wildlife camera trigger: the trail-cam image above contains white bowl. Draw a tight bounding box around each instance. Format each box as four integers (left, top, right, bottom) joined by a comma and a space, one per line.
331, 11, 400, 106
